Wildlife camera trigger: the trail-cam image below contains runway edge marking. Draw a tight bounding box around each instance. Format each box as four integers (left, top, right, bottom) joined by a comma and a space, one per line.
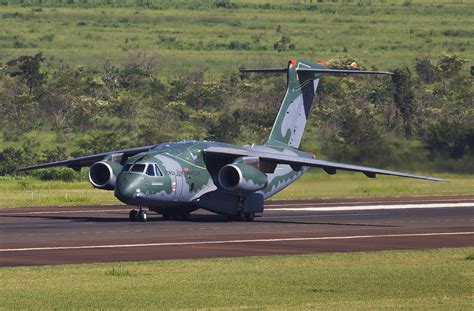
266, 198, 474, 207
2, 232, 473, 252
266, 202, 474, 212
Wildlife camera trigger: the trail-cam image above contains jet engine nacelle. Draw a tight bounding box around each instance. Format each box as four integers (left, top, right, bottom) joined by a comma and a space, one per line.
88, 160, 123, 190
218, 163, 267, 193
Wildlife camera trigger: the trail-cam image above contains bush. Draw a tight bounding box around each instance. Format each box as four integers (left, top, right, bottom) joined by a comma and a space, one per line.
415, 56, 438, 83
273, 36, 295, 52
228, 40, 249, 50
0, 147, 27, 175
215, 0, 238, 9
31, 168, 80, 181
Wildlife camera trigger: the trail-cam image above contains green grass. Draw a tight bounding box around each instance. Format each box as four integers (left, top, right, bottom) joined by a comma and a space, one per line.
1, 247, 473, 309
0, 171, 472, 208
0, 176, 117, 208
0, 0, 472, 76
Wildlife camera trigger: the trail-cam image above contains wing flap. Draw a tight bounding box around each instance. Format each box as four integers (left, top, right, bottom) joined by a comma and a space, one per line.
203, 147, 447, 182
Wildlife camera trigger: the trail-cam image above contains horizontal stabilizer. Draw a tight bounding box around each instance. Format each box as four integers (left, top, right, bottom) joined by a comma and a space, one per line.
297, 68, 393, 75
239, 67, 392, 76
239, 66, 287, 74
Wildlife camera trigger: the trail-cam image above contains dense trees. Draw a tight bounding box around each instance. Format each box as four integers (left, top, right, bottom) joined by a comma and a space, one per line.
0, 53, 472, 176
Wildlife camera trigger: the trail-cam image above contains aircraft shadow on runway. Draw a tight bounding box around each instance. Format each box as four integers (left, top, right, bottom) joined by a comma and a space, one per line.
1, 213, 398, 227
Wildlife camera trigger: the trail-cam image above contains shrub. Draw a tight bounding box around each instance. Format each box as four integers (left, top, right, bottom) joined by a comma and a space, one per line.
273, 36, 295, 52
215, 0, 238, 9
228, 40, 249, 50
31, 168, 80, 182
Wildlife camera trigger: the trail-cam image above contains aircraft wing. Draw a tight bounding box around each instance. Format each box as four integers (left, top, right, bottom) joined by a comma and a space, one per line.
203, 146, 447, 182
18, 145, 158, 172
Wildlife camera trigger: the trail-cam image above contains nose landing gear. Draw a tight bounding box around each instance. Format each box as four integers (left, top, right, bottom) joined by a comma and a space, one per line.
129, 207, 147, 222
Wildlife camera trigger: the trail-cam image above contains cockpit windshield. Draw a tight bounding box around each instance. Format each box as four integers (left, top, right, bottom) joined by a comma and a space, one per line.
146, 164, 155, 176
128, 163, 163, 176
121, 163, 132, 173
154, 164, 163, 176
130, 164, 146, 173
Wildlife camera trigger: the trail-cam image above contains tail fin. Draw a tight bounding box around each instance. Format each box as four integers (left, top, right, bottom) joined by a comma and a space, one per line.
240, 59, 392, 148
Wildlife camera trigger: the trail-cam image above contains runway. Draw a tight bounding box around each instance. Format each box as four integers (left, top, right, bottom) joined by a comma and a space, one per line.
1, 196, 473, 267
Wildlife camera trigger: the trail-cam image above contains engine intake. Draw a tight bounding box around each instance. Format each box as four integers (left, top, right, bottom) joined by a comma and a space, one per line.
88, 160, 122, 190
218, 163, 267, 193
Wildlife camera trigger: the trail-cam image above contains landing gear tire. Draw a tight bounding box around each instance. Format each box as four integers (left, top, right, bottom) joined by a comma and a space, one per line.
162, 212, 171, 220
129, 210, 138, 221
244, 212, 255, 221
138, 210, 147, 222
176, 211, 190, 221
182, 212, 190, 221
235, 212, 254, 221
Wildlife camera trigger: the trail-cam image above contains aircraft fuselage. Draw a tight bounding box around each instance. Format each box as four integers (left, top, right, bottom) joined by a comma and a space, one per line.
113, 141, 310, 216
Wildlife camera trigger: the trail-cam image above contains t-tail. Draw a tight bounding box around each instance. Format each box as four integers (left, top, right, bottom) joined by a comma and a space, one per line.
240, 59, 393, 149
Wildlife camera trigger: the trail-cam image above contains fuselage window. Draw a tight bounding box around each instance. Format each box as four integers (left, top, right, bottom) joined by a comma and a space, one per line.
146, 164, 155, 176
121, 163, 132, 172
154, 164, 163, 176
130, 164, 146, 173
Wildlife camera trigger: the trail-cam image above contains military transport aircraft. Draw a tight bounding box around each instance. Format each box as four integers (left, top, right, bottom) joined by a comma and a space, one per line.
20, 59, 445, 222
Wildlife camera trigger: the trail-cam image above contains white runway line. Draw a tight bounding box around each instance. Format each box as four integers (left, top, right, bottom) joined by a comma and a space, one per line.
266, 202, 474, 212
1, 231, 473, 252
0, 209, 125, 215
262, 212, 389, 219
265, 198, 474, 207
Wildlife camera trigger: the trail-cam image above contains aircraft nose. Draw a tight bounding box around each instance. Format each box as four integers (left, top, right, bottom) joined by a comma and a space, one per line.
115, 174, 141, 204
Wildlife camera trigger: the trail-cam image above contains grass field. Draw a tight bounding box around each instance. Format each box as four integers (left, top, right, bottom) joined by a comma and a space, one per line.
0, 171, 472, 208
1, 0, 472, 76
1, 247, 473, 309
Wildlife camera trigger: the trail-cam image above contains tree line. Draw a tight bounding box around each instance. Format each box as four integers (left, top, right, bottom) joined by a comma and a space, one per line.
0, 52, 472, 177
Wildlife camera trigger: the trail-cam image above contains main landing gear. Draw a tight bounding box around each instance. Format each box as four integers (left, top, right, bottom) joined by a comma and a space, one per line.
129, 207, 147, 222
234, 195, 256, 221
235, 211, 255, 221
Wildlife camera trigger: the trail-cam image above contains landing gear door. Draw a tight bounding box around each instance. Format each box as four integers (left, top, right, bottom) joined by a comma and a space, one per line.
172, 173, 184, 201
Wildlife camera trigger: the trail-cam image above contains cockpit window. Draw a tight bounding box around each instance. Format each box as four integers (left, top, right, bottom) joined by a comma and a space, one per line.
146, 164, 155, 176
154, 164, 163, 176
121, 163, 132, 173
130, 164, 146, 173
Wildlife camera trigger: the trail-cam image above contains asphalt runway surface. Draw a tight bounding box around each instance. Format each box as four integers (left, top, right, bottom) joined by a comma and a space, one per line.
1, 196, 473, 267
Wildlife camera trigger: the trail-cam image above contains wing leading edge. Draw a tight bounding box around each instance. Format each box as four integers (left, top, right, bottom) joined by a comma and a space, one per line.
18, 145, 158, 172
203, 146, 447, 182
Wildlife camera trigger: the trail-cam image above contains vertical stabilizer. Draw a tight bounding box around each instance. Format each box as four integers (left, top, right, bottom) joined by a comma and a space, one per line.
239, 59, 392, 149
265, 59, 323, 148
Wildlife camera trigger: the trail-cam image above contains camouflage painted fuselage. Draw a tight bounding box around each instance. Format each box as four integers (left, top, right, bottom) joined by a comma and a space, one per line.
115, 141, 311, 215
